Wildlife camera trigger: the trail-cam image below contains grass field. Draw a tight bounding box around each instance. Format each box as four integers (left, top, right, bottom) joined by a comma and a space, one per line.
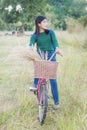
0, 32, 87, 130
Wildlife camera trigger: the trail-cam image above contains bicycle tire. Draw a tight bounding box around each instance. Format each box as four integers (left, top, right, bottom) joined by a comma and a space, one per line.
38, 82, 48, 124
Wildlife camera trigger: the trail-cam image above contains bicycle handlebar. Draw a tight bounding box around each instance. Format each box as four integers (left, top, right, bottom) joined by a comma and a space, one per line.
49, 51, 63, 61
38, 49, 63, 61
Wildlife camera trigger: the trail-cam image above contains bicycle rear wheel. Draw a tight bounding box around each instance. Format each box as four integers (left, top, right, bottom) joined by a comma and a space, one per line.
38, 82, 48, 124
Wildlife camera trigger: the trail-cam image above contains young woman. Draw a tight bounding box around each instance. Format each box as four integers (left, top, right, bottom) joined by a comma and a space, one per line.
29, 15, 62, 109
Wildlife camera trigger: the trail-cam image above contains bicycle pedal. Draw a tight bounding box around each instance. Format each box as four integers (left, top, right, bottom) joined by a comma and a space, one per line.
34, 91, 37, 95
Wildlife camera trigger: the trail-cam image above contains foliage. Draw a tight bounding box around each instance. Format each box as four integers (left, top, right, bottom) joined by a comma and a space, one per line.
79, 16, 87, 27
0, 0, 87, 30
0, 0, 47, 30
46, 0, 87, 29
0, 18, 6, 30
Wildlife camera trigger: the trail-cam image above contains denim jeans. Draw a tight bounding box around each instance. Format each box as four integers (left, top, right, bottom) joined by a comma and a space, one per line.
34, 51, 59, 105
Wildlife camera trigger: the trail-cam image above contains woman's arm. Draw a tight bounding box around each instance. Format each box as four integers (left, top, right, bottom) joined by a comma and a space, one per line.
51, 30, 62, 56
29, 34, 36, 46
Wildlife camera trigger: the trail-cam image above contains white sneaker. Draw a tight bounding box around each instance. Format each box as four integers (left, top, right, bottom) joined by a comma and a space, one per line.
53, 104, 60, 110
29, 84, 37, 91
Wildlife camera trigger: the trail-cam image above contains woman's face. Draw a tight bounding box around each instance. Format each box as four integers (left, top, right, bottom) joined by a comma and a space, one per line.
38, 19, 48, 30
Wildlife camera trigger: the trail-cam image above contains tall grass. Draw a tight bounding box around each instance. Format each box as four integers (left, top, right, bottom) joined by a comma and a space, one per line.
57, 30, 87, 48
0, 33, 87, 130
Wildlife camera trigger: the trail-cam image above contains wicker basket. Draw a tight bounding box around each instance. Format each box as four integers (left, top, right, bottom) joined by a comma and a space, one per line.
33, 60, 58, 79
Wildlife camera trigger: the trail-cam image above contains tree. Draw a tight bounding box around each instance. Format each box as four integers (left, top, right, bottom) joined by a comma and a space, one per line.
46, 0, 87, 29
0, 0, 47, 30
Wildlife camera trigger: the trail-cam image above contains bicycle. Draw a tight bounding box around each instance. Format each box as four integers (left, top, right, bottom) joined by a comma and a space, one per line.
33, 51, 59, 125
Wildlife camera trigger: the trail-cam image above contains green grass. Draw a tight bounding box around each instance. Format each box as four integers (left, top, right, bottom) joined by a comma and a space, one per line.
0, 33, 87, 130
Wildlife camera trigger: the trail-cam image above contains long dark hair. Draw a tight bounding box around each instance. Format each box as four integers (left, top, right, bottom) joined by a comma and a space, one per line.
35, 15, 46, 34
35, 22, 39, 34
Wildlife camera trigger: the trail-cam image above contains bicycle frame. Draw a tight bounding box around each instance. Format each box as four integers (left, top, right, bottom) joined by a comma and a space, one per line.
37, 78, 48, 124
37, 78, 47, 105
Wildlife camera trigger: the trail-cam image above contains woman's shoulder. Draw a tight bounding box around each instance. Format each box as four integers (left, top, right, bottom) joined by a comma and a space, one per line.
49, 29, 55, 34
31, 32, 38, 39
45, 29, 54, 34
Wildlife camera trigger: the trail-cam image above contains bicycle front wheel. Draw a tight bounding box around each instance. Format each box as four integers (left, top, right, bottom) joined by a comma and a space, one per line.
38, 82, 48, 124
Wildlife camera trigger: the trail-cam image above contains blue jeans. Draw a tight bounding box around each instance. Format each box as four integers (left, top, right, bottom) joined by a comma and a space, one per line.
34, 51, 59, 105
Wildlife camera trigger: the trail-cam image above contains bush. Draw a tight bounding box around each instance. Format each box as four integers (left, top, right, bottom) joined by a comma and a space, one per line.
0, 19, 6, 30
5, 23, 17, 31
66, 17, 85, 32
79, 16, 87, 27
52, 18, 67, 30
24, 22, 33, 31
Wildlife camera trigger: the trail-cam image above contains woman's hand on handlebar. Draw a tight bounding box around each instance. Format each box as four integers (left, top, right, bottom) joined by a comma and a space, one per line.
56, 47, 63, 56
